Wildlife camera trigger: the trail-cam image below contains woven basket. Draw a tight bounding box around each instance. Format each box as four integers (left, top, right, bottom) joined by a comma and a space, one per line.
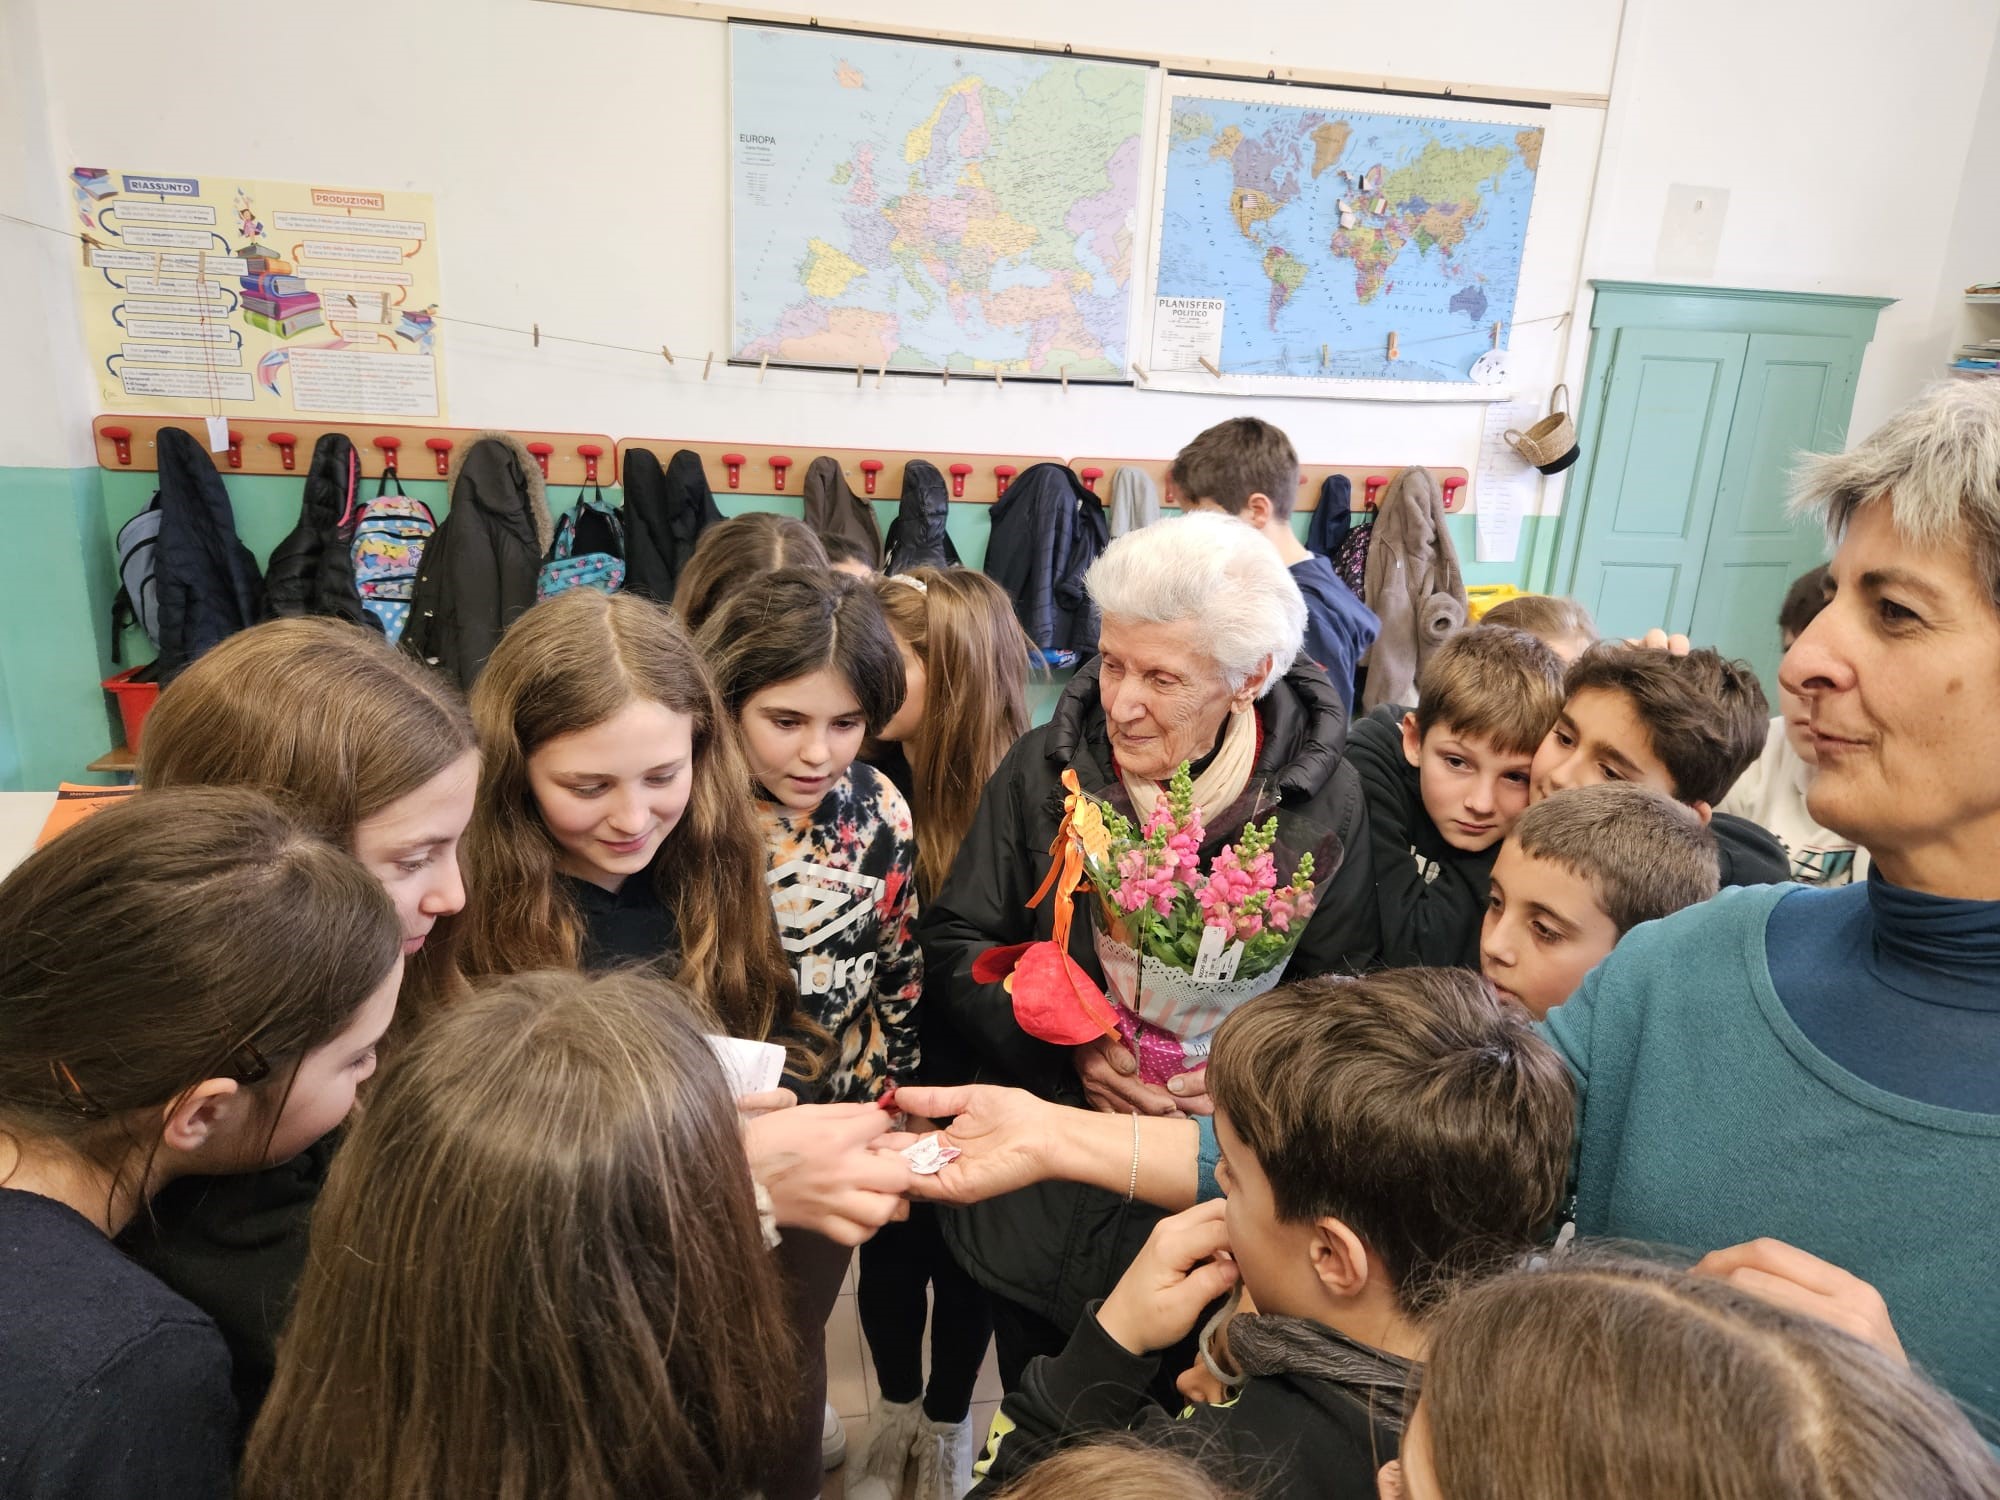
1505, 384, 1580, 474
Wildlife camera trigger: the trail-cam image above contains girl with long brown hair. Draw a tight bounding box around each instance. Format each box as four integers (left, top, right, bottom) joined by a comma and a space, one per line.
0, 787, 403, 1500
241, 970, 796, 1500
1380, 1254, 2000, 1500
871, 567, 1033, 899
461, 589, 916, 1498
125, 616, 478, 1427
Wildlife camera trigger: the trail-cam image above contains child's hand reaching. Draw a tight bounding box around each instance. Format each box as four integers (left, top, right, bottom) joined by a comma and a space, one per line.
1097, 1200, 1240, 1356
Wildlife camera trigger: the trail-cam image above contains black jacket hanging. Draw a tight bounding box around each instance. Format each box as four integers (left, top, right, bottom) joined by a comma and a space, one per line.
263, 433, 380, 632
621, 446, 722, 601
983, 461, 1108, 655
883, 459, 960, 574
151, 426, 266, 683
1305, 474, 1353, 559
402, 432, 552, 691
803, 456, 884, 568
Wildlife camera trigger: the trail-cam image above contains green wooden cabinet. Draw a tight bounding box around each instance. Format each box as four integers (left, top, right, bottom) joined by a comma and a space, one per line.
1548, 282, 1889, 697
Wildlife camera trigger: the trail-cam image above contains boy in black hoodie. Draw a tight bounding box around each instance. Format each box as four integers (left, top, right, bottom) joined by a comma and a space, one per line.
1530, 642, 1789, 885
1348, 625, 1566, 967
969, 970, 1575, 1500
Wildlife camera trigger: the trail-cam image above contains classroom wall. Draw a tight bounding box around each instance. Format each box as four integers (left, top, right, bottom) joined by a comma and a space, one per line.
1934, 31, 2000, 371
3, 0, 1998, 786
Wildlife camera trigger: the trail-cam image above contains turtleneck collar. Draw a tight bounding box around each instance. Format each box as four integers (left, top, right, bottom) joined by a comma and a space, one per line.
1865, 868, 2000, 1012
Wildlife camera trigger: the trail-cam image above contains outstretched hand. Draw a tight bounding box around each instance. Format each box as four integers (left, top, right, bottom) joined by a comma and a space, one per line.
890, 1084, 1056, 1205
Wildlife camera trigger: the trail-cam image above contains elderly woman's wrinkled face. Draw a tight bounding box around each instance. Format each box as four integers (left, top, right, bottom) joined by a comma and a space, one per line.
1780, 502, 2000, 884
1097, 615, 1247, 782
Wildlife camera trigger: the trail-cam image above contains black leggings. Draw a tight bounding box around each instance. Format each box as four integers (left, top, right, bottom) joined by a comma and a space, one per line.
766, 1229, 854, 1500
856, 1203, 993, 1423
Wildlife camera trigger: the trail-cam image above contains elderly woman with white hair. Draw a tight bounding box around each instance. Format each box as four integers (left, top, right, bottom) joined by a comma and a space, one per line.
917, 511, 1379, 1391
905, 384, 2000, 1434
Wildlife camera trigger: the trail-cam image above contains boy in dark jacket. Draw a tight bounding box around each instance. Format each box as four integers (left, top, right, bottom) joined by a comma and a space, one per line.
1530, 642, 1790, 885
970, 969, 1574, 1500
1348, 626, 1565, 967
1170, 417, 1379, 715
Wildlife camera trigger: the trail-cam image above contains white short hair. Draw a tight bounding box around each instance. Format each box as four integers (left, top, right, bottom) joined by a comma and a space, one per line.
1792, 381, 2000, 604
1084, 512, 1306, 694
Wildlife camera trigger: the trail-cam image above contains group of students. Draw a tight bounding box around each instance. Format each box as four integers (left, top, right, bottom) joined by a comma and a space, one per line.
3, 387, 1997, 1500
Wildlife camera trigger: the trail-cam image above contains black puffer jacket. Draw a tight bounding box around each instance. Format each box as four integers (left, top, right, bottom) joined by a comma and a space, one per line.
622, 446, 721, 601
402, 432, 552, 691
920, 657, 1380, 1326
884, 459, 960, 573
262, 433, 380, 631
983, 462, 1109, 654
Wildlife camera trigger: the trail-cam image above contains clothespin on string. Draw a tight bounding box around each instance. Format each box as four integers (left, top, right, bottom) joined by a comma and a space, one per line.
1386, 332, 1399, 362
1197, 355, 1221, 379
876, 363, 887, 389
758, 352, 770, 384
855, 363, 863, 389
1130, 362, 1149, 385
661, 344, 675, 365
703, 351, 714, 381
532, 322, 540, 349
1061, 364, 1069, 391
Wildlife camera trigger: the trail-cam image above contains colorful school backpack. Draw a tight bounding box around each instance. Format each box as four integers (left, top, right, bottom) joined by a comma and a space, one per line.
350, 467, 436, 644
537, 484, 626, 599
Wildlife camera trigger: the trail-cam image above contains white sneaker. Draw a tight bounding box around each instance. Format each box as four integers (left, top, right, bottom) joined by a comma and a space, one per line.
845, 1396, 922, 1499
914, 1415, 974, 1500
822, 1401, 848, 1470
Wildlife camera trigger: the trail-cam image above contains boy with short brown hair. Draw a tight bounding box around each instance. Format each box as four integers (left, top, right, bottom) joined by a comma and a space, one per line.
1530, 642, 1787, 886
1348, 625, 1566, 967
972, 969, 1575, 1500
1169, 417, 1379, 712
1481, 781, 1720, 1017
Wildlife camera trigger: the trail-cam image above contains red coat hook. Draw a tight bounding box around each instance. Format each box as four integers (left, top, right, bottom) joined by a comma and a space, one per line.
769, 454, 793, 492
859, 458, 884, 495
103, 425, 132, 466
1440, 476, 1466, 512
1079, 466, 1104, 493
721, 453, 746, 489
525, 442, 554, 479
373, 435, 402, 477
578, 443, 604, 484
994, 464, 1017, 497
226, 430, 244, 470
269, 431, 298, 471
424, 437, 453, 476
948, 462, 973, 498
1364, 474, 1389, 511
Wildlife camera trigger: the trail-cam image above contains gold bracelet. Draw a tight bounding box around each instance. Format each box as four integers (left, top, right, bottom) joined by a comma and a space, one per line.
1126, 1111, 1140, 1204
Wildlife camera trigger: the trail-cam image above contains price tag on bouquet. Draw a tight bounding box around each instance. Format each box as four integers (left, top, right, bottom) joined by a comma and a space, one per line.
1191, 925, 1247, 982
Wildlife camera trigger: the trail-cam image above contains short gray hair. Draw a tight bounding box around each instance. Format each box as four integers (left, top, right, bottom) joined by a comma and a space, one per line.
1792, 381, 2000, 604
1084, 512, 1306, 694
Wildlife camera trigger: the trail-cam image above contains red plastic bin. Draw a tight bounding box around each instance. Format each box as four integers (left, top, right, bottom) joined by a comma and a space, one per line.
102, 666, 160, 754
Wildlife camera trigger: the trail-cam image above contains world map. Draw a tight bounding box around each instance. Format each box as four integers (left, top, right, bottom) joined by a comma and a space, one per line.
1155, 95, 1543, 383
730, 25, 1146, 378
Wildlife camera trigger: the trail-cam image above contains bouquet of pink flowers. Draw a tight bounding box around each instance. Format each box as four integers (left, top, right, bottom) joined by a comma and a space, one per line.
1073, 764, 1323, 1084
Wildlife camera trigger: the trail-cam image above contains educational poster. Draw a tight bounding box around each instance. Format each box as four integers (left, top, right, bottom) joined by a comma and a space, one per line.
68, 169, 446, 419
1145, 79, 1547, 396
729, 23, 1149, 379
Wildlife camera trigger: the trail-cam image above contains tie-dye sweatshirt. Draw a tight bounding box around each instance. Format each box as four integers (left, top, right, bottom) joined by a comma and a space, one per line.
755, 761, 922, 1104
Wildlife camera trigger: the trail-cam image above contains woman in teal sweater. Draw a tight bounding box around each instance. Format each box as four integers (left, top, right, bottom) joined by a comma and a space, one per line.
899, 381, 2000, 1440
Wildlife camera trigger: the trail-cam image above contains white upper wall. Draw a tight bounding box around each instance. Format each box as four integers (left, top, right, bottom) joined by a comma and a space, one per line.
1584, 0, 2000, 435
3, 0, 1996, 476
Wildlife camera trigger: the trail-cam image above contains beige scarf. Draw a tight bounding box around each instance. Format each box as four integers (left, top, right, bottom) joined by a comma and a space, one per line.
1119, 705, 1259, 828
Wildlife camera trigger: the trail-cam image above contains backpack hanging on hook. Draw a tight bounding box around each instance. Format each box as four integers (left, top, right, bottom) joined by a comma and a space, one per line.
538, 481, 627, 599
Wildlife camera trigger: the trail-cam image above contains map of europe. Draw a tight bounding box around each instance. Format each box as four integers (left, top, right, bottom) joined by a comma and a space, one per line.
1156, 95, 1543, 382
730, 25, 1145, 378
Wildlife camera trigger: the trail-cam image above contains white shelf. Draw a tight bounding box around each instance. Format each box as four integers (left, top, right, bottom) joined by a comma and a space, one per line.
1968, 294, 2000, 304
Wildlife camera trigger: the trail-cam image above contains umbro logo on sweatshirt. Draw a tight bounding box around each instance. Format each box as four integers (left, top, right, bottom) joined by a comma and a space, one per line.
766, 859, 885, 997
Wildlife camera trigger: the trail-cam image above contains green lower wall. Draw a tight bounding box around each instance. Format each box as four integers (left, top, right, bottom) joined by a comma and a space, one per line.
0, 461, 1549, 790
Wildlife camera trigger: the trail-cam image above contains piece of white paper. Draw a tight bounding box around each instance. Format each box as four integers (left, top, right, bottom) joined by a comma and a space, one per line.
1474, 399, 1543, 564
1151, 296, 1225, 374
706, 1034, 786, 1098
205, 414, 231, 452
902, 1133, 962, 1175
